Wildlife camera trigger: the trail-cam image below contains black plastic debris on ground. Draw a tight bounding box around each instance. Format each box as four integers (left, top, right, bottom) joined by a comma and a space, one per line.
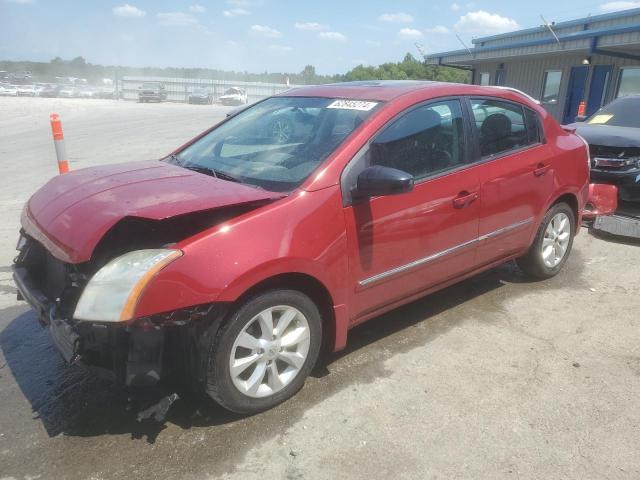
593, 215, 640, 239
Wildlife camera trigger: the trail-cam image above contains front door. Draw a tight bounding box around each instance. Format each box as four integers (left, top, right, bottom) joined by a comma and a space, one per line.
586, 65, 613, 116
469, 97, 555, 266
343, 99, 480, 321
562, 66, 589, 124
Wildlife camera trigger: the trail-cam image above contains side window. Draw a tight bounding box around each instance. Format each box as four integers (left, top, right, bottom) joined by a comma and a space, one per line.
471, 98, 533, 158
370, 100, 466, 181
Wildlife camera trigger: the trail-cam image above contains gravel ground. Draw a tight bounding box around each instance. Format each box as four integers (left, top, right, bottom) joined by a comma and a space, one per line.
0, 96, 639, 480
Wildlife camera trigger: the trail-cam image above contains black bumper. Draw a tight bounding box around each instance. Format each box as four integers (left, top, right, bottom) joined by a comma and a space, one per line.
13, 265, 82, 363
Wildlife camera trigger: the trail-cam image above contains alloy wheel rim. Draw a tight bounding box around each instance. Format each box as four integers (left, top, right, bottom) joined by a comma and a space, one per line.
229, 305, 310, 398
542, 212, 571, 268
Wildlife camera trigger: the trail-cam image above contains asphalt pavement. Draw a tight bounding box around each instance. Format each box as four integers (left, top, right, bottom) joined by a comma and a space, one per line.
0, 97, 639, 480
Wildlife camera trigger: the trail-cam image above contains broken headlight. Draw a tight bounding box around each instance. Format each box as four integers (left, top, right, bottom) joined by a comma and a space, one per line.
74, 249, 182, 322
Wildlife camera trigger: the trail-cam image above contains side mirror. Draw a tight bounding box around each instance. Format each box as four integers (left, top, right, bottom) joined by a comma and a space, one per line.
353, 166, 414, 199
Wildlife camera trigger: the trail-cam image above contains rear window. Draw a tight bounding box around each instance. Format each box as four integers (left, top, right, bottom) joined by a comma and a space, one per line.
471, 98, 539, 157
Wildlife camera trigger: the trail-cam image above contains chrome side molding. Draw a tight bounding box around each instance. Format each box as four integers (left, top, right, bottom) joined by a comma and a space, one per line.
358, 217, 534, 288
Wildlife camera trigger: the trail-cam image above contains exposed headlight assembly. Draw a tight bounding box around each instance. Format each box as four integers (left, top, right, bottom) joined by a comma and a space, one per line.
74, 249, 182, 322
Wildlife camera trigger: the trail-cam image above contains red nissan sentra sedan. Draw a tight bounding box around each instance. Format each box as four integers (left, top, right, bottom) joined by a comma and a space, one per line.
13, 81, 596, 413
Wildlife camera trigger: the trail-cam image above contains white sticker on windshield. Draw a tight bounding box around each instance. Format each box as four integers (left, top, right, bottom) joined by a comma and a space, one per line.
327, 100, 378, 111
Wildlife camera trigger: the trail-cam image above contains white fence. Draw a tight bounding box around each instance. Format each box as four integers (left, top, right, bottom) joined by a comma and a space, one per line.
120, 76, 300, 103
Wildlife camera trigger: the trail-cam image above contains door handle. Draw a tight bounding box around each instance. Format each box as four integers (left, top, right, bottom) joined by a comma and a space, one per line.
453, 191, 479, 209
533, 163, 551, 177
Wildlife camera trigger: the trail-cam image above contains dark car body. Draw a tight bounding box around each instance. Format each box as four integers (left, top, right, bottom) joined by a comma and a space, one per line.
569, 96, 640, 208
138, 82, 167, 103
188, 88, 213, 105
13, 81, 609, 412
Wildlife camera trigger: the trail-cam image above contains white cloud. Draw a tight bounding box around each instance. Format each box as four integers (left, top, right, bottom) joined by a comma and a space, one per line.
227, 0, 250, 5
378, 12, 414, 23
269, 44, 293, 52
295, 22, 329, 31
454, 10, 519, 35
451, 2, 461, 11
223, 8, 250, 17
157, 12, 198, 26
250, 24, 282, 38
600, 1, 640, 11
189, 4, 205, 13
425, 25, 450, 33
319, 31, 348, 42
398, 28, 423, 39
113, 4, 146, 18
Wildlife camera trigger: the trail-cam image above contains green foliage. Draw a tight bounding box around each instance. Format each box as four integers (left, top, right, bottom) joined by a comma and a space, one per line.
342, 53, 469, 84
0, 52, 469, 85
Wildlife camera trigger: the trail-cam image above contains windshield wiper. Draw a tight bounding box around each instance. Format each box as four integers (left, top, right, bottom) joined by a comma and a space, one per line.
182, 164, 243, 184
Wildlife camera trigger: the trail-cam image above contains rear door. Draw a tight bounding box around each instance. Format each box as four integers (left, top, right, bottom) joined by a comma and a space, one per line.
468, 97, 554, 266
342, 98, 480, 321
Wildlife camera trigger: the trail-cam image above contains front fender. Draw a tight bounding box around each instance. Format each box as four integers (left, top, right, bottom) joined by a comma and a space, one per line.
133, 186, 349, 318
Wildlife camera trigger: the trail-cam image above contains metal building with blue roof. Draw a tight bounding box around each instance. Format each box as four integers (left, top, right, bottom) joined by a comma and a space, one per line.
425, 8, 640, 123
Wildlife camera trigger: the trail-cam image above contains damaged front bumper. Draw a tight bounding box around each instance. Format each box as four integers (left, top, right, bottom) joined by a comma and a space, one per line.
590, 167, 640, 203
583, 183, 619, 220
12, 253, 222, 389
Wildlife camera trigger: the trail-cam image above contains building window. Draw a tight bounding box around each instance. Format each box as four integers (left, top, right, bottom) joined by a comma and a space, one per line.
495, 69, 506, 86
541, 70, 562, 104
617, 67, 640, 98
479, 72, 490, 86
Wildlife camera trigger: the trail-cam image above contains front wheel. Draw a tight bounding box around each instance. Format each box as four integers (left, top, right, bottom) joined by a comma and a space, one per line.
516, 202, 575, 279
204, 289, 322, 414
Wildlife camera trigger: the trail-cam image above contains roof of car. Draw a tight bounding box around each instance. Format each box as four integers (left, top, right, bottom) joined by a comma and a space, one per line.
281, 80, 476, 101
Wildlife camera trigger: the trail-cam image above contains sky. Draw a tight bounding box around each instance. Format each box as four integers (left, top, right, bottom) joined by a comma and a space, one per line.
1, 0, 639, 75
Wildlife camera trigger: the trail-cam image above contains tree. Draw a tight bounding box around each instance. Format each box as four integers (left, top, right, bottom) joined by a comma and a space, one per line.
301, 65, 317, 85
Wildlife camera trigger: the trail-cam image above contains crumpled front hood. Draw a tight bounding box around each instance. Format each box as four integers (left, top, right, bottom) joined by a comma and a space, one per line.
570, 123, 640, 149
23, 160, 283, 263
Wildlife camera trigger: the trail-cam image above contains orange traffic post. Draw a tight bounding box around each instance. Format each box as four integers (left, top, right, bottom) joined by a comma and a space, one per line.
49, 113, 70, 174
577, 100, 586, 117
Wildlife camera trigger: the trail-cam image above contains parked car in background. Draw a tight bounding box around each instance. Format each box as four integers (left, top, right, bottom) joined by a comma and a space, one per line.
188, 87, 213, 105
16, 85, 37, 97
219, 87, 247, 105
138, 82, 167, 103
0, 84, 18, 96
13, 81, 614, 415
59, 85, 80, 98
39, 84, 62, 98
79, 87, 99, 99
96, 87, 116, 99
569, 95, 640, 212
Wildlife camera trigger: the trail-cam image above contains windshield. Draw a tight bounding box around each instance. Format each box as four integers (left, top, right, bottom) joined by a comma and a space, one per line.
169, 96, 380, 192
586, 97, 640, 128
142, 82, 159, 89
224, 88, 242, 95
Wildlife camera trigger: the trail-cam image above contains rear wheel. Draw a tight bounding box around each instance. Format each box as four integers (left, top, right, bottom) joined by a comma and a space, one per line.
204, 289, 322, 414
517, 202, 575, 279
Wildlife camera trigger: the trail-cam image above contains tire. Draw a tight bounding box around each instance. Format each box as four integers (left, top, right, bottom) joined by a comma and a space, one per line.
516, 202, 575, 279
204, 289, 322, 414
